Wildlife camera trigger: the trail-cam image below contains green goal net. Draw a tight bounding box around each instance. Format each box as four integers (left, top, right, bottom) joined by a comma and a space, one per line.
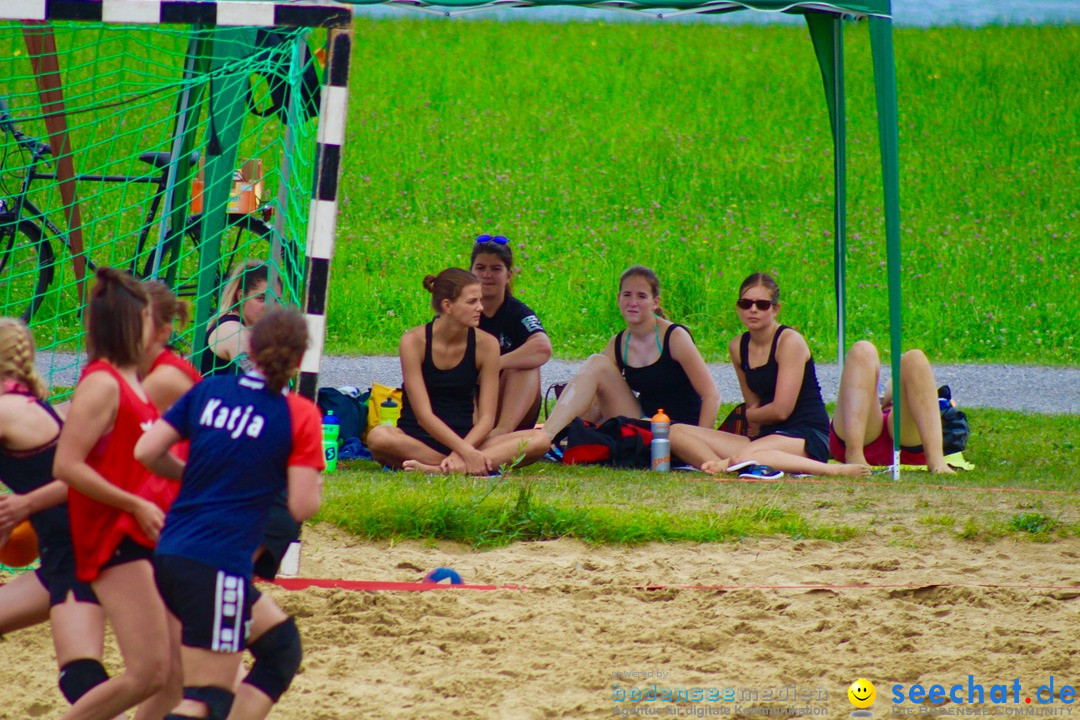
0, 16, 334, 395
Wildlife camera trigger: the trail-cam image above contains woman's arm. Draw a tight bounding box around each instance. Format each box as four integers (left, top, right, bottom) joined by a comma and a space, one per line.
286, 466, 323, 522
0, 482, 68, 534
398, 330, 477, 458
143, 365, 196, 414
729, 337, 763, 434
53, 372, 165, 541
743, 331, 809, 426
464, 332, 500, 444
206, 319, 249, 362
134, 420, 185, 481
499, 332, 552, 372
668, 327, 720, 427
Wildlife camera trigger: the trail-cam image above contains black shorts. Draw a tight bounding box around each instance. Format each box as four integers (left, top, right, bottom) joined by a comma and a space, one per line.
100, 536, 155, 573
154, 554, 254, 652
763, 423, 830, 464
397, 419, 469, 458
252, 498, 300, 581
33, 526, 98, 606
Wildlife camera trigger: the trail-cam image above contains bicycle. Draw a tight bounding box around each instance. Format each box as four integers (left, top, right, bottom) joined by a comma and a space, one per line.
0, 95, 296, 324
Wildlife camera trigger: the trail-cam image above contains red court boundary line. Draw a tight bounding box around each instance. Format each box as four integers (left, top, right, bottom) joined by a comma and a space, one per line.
266, 578, 1080, 593
270, 577, 527, 592
700, 476, 1069, 494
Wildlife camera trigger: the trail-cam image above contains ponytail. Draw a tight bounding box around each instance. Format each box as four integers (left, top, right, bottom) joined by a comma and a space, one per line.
249, 308, 308, 393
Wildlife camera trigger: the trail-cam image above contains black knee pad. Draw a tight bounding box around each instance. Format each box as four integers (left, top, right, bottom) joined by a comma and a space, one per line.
58, 658, 109, 704
183, 686, 235, 720
243, 617, 302, 703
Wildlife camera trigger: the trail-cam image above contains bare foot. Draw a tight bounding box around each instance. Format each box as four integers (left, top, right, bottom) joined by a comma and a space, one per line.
830, 463, 872, 477
700, 459, 730, 476
927, 461, 956, 475
402, 459, 444, 475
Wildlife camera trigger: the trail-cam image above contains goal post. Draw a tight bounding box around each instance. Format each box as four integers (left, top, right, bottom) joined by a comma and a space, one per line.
0, 1, 352, 398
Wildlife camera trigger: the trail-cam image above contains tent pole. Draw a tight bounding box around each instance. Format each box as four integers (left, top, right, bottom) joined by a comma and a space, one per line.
832, 16, 847, 369
869, 15, 903, 481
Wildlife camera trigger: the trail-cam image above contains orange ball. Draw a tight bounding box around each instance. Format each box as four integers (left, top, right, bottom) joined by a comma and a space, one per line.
0, 520, 39, 568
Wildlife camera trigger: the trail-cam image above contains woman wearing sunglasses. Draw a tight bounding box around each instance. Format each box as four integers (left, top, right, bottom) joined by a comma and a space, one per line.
470, 234, 552, 436
669, 272, 870, 478
366, 268, 551, 475
542, 265, 719, 442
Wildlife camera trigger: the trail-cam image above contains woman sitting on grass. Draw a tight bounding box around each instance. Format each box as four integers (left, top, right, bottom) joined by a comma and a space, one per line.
367, 268, 550, 475
470, 234, 552, 436
200, 261, 269, 376
669, 272, 869, 478
541, 265, 719, 442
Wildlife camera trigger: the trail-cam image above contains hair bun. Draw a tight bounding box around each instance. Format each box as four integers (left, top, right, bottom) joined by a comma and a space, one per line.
422, 275, 438, 293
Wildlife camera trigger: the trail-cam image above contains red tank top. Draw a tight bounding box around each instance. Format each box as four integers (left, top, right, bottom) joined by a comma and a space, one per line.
67, 360, 173, 582
149, 348, 203, 463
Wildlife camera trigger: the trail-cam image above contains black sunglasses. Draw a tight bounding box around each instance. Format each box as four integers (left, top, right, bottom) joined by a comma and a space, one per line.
736, 298, 776, 311
475, 234, 509, 246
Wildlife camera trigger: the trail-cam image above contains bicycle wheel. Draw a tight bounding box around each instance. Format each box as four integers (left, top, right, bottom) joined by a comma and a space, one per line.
0, 217, 55, 323
178, 214, 298, 301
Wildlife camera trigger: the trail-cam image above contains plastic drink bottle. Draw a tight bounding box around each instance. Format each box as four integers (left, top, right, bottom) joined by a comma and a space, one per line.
380, 397, 401, 427
650, 408, 671, 472
322, 411, 340, 473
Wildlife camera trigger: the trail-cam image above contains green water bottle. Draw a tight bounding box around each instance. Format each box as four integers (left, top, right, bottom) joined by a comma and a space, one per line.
380, 397, 400, 427
322, 411, 340, 473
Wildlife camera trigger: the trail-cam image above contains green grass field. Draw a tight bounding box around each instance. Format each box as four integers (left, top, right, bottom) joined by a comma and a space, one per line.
328, 20, 1078, 364
317, 408, 1080, 547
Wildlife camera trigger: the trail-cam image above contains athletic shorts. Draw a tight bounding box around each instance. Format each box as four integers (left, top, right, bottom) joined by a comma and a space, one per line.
99, 537, 154, 573
35, 554, 98, 607
829, 411, 926, 466
253, 498, 300, 581
154, 554, 254, 652
761, 423, 830, 464
397, 419, 470, 459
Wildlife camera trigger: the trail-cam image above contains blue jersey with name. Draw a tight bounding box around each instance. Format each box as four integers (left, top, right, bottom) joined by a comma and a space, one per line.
156, 373, 323, 577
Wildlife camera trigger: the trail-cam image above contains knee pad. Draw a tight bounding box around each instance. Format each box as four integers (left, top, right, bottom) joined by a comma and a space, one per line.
243, 617, 302, 703
58, 658, 109, 704
183, 686, 235, 720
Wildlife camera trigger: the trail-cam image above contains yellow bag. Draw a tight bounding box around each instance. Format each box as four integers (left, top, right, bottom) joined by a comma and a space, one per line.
364, 382, 403, 440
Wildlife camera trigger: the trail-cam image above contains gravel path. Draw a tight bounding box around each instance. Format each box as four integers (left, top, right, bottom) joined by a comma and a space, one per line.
35, 352, 1078, 413
316, 355, 1079, 415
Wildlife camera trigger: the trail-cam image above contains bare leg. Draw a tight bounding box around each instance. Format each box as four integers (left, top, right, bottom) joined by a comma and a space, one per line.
899, 349, 954, 474
367, 425, 447, 469
833, 341, 884, 466
231, 594, 292, 720
61, 560, 170, 720
669, 424, 750, 474
491, 368, 542, 437
50, 594, 106, 668
131, 611, 182, 720
478, 430, 551, 472
0, 572, 50, 635
729, 435, 870, 477
542, 355, 641, 440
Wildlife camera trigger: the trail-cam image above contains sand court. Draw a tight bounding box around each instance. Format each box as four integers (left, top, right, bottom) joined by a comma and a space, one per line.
4, 522, 1077, 719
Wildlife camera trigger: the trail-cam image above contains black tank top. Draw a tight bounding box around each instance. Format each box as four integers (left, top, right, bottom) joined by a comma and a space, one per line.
0, 388, 71, 551
739, 326, 829, 434
398, 323, 479, 438
200, 313, 243, 377
615, 323, 703, 426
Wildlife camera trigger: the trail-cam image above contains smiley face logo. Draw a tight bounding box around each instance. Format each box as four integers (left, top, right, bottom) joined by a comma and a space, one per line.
848, 678, 877, 710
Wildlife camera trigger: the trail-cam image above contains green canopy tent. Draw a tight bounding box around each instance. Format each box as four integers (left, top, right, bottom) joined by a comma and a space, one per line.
344, 0, 906, 476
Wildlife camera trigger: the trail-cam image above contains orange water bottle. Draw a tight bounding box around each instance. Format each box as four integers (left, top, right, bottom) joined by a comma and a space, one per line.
650, 408, 671, 472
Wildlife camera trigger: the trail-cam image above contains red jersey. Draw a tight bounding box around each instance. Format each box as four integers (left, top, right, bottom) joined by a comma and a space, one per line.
67, 360, 174, 582
148, 347, 203, 464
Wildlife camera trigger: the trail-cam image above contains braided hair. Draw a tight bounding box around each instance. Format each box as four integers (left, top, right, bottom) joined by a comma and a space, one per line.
0, 318, 48, 400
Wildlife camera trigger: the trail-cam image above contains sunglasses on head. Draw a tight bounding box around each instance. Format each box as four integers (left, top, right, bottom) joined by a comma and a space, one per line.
736, 298, 775, 311
475, 234, 509, 246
